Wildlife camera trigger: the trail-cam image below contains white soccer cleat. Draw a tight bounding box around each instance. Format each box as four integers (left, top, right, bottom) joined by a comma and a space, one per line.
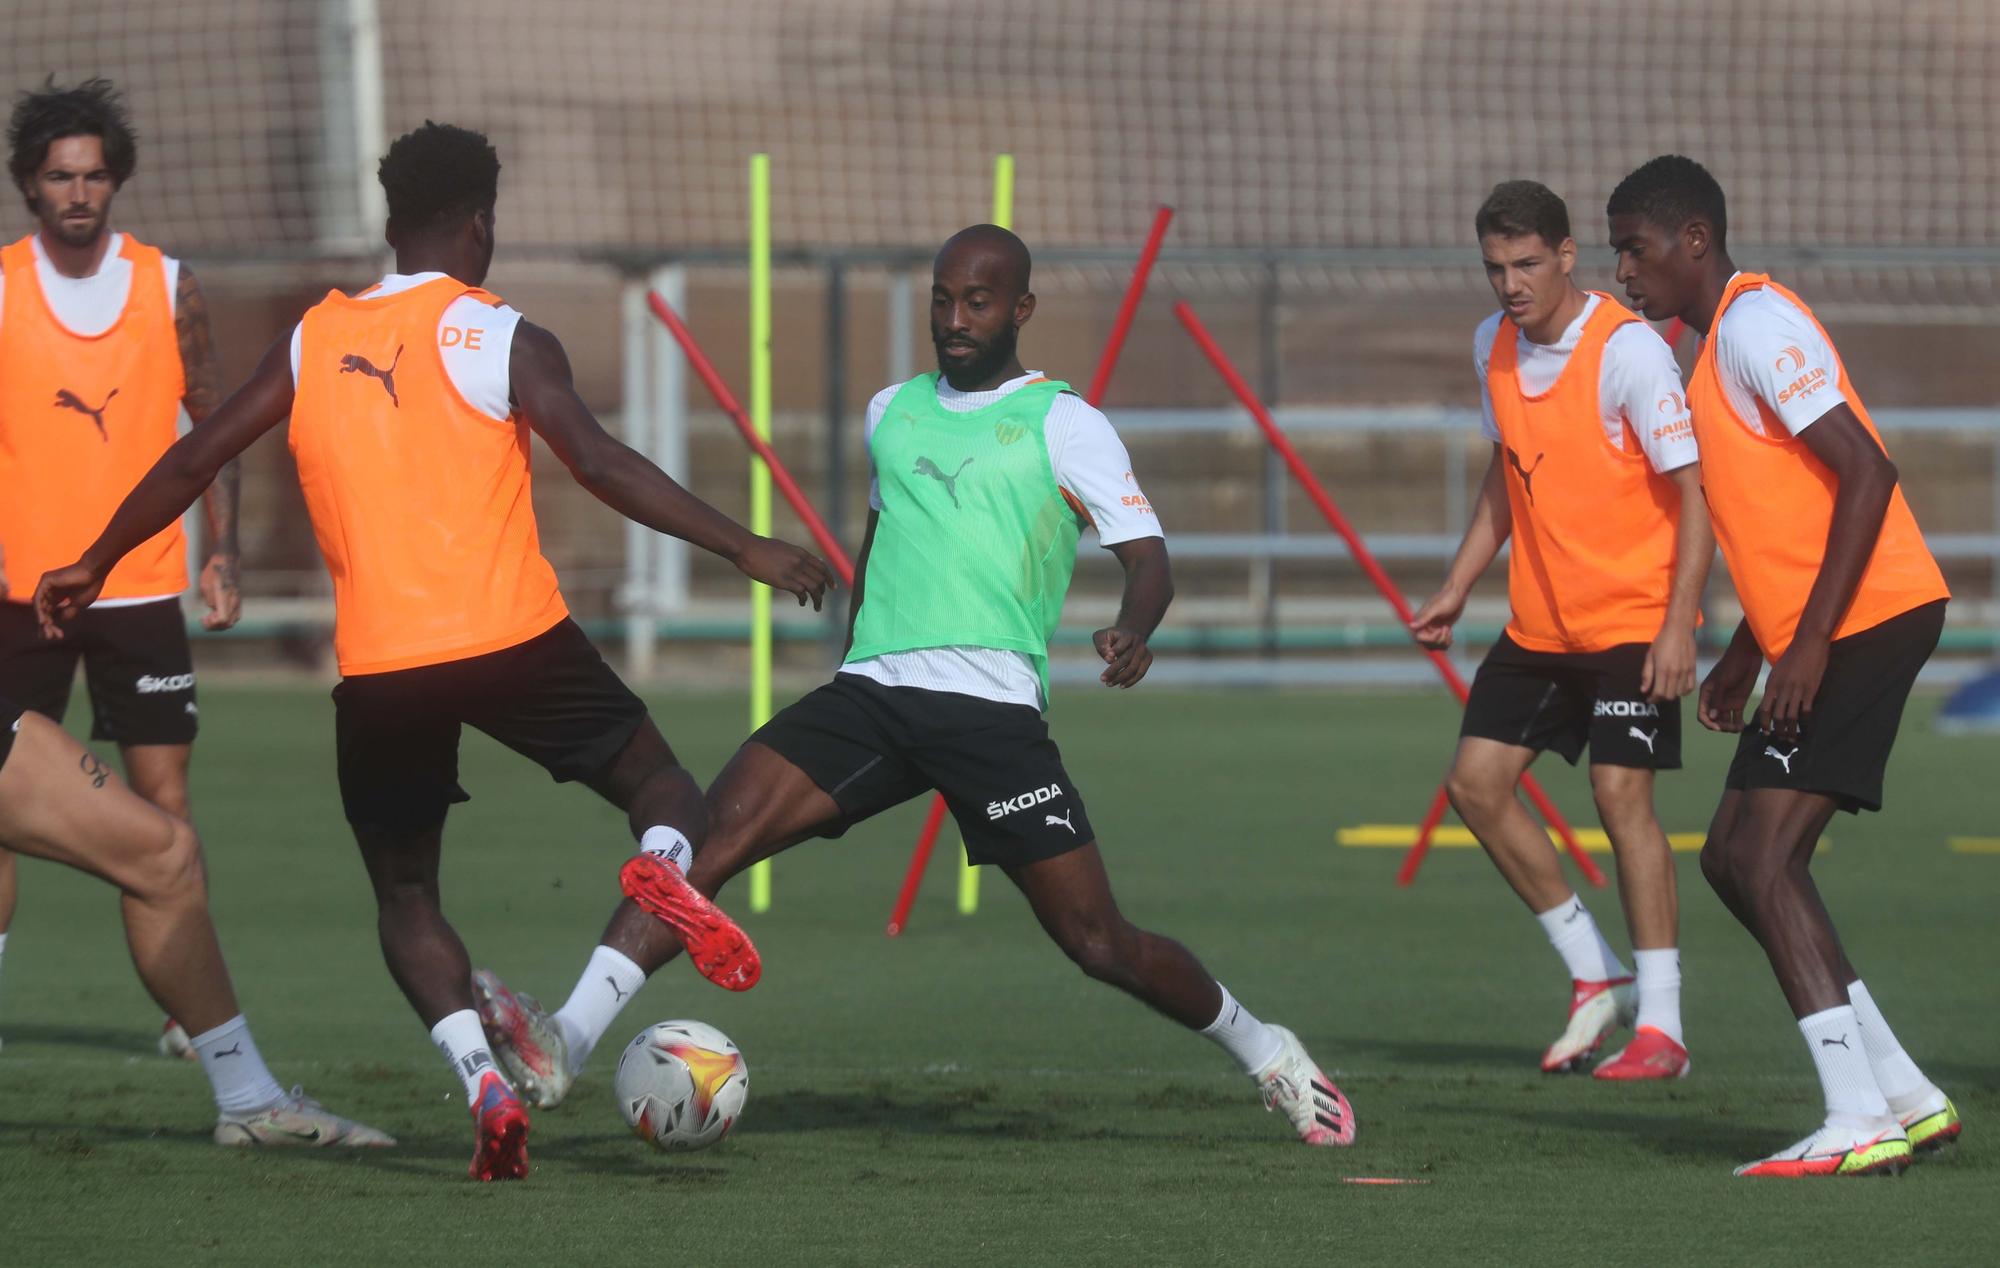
1891, 1083, 1961, 1154
473, 969, 574, 1110
214, 1086, 397, 1148
159, 1018, 198, 1061
1253, 1025, 1355, 1147
1541, 977, 1634, 1073
1733, 1116, 1910, 1178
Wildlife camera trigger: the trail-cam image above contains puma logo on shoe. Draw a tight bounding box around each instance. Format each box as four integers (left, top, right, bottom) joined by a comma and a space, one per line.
214, 1044, 242, 1059
53, 387, 118, 441
1628, 726, 1658, 755
1505, 446, 1547, 504
339, 345, 403, 406
1045, 809, 1076, 834
1820, 1034, 1850, 1049
606, 975, 628, 1002
1764, 744, 1798, 774
913, 455, 974, 507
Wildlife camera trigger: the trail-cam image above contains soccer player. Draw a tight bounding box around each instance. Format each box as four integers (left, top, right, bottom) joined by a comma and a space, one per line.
0, 696, 391, 1146
35, 123, 834, 1180
1607, 155, 1957, 1177
1409, 181, 1712, 1080
0, 79, 240, 1059
472, 224, 1356, 1149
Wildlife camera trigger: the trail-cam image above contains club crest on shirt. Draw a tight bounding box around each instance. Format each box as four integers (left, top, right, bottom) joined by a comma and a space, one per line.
993, 422, 1026, 445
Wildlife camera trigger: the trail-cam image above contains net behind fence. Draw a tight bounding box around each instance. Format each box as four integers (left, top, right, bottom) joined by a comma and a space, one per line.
7, 0, 1995, 258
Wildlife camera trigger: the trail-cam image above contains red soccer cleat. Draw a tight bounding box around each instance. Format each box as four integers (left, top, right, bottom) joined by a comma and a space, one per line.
619, 855, 762, 992
1541, 976, 1634, 1073
468, 1070, 531, 1182
1593, 1025, 1691, 1081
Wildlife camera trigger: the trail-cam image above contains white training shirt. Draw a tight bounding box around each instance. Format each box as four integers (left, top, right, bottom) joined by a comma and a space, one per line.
1474, 293, 1698, 474
0, 233, 183, 607
0, 232, 180, 338
289, 272, 522, 420
1704, 274, 1848, 438
841, 370, 1163, 710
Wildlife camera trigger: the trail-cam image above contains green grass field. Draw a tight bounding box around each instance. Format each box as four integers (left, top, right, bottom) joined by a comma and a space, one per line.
0, 684, 1994, 1265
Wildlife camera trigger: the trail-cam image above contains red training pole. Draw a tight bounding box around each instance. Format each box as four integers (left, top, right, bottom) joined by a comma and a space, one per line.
649, 292, 856, 582
888, 206, 1179, 936
885, 795, 952, 936
1085, 206, 1175, 406
1399, 785, 1454, 887
1172, 300, 1604, 889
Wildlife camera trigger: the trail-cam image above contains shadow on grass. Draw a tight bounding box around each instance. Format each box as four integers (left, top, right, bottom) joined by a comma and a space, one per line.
1332, 1034, 1534, 1071
0, 1022, 159, 1057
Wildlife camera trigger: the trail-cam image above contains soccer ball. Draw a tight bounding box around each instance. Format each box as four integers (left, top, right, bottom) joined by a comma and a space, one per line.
614, 1020, 748, 1152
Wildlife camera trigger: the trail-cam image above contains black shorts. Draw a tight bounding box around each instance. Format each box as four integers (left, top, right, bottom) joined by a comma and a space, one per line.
0, 598, 197, 746
751, 673, 1095, 868
1461, 634, 1681, 769
0, 694, 20, 773
1725, 599, 1946, 814
333, 618, 649, 830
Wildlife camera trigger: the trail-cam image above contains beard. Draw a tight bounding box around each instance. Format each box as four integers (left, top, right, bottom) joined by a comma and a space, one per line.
932, 320, 1018, 387
35, 197, 106, 250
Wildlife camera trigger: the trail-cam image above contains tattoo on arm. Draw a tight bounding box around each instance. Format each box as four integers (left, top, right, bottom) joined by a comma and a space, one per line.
79, 751, 111, 789
177, 265, 241, 555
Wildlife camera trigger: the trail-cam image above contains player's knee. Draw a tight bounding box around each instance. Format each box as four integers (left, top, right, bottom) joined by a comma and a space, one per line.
1589, 764, 1649, 807
129, 818, 204, 906
1445, 765, 1507, 823
1700, 831, 1775, 905
1058, 916, 1137, 985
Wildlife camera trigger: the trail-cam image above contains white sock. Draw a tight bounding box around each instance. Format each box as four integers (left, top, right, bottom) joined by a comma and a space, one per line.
638, 826, 695, 875
1798, 1005, 1890, 1123
553, 945, 647, 1075
1632, 948, 1683, 1044
1200, 984, 1285, 1075
1534, 895, 1631, 983
431, 1008, 500, 1104
191, 1015, 288, 1114
1846, 980, 1930, 1111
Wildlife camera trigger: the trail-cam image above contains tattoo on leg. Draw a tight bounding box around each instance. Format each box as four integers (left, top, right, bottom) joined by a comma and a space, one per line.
79, 752, 111, 789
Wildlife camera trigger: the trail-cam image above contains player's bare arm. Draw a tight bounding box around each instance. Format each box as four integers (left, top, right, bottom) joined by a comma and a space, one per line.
1410, 444, 1512, 650
176, 263, 241, 631
840, 510, 879, 660
1094, 536, 1171, 689
1641, 462, 1714, 701
508, 319, 833, 610
1754, 405, 1900, 738
1697, 618, 1762, 733
33, 330, 296, 633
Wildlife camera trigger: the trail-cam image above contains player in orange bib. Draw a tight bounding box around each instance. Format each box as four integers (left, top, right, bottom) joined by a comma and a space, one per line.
0, 80, 242, 1059
1411, 182, 1712, 1082
1609, 155, 1957, 1178
35, 123, 834, 1180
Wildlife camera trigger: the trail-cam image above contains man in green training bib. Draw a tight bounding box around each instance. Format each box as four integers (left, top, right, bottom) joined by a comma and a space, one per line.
471, 225, 1356, 1148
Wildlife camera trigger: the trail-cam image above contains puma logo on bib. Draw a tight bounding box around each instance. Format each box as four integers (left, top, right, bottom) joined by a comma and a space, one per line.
914, 455, 974, 508
53, 387, 117, 441
339, 345, 403, 406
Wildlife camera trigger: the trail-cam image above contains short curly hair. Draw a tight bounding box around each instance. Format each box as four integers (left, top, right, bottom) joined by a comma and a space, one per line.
378, 121, 500, 238
8, 77, 138, 192
1607, 155, 1727, 247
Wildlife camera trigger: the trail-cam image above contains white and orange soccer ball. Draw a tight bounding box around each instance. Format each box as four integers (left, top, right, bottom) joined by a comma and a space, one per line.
614, 1020, 748, 1152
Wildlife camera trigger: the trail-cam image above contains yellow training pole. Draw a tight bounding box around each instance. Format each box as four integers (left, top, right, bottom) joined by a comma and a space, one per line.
956, 153, 1016, 918
748, 153, 774, 914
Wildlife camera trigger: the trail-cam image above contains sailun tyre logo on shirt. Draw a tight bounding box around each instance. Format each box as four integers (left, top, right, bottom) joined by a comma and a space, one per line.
987, 783, 1063, 821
